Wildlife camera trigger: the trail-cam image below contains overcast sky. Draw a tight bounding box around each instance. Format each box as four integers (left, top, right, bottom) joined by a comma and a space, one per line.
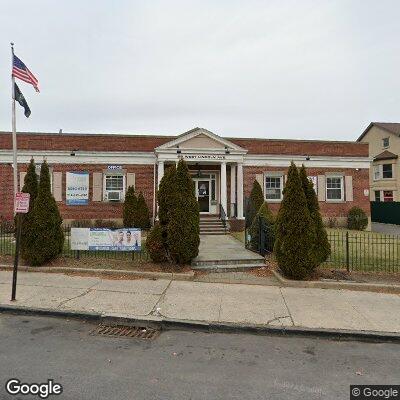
1, 0, 400, 140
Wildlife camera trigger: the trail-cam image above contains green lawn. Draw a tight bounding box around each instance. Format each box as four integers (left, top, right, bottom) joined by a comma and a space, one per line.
324, 228, 400, 272
232, 228, 400, 273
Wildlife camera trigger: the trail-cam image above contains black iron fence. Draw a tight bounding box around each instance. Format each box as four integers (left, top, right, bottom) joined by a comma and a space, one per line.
247, 220, 400, 273
0, 223, 150, 262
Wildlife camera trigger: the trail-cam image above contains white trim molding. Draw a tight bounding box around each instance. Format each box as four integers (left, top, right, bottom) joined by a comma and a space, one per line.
0, 150, 156, 165
244, 154, 371, 169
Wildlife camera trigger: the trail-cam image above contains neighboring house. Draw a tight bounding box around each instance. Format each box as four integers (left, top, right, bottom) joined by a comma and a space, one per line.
358, 122, 400, 202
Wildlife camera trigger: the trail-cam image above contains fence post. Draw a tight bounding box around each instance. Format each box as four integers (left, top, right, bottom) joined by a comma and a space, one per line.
345, 231, 350, 272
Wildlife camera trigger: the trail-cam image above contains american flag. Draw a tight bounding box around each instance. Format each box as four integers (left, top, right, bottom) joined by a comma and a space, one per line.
12, 54, 39, 92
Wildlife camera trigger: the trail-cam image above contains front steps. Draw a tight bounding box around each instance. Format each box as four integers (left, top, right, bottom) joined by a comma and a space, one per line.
192, 257, 265, 272
199, 215, 227, 235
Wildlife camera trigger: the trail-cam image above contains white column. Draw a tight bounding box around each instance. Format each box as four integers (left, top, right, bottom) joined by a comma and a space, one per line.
157, 160, 164, 188
237, 162, 244, 219
220, 162, 227, 213
230, 164, 236, 216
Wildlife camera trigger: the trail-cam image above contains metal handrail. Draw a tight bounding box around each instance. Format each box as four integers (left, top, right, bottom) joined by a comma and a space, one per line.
219, 203, 227, 232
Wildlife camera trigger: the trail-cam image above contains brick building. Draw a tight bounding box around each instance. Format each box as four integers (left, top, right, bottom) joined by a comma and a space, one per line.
0, 127, 370, 230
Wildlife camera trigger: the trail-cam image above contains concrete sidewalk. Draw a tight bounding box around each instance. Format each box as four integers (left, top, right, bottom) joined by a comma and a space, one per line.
1, 271, 400, 334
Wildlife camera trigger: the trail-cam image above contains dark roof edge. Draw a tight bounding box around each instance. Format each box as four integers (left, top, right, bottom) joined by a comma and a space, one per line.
357, 122, 400, 142
0, 131, 364, 145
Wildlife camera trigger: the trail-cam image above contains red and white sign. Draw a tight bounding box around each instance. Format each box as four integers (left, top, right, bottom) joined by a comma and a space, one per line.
15, 192, 30, 213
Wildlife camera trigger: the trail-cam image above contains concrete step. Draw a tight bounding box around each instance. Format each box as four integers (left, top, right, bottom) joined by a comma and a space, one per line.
191, 263, 265, 272
199, 223, 225, 227
199, 231, 227, 235
192, 258, 264, 267
200, 227, 226, 232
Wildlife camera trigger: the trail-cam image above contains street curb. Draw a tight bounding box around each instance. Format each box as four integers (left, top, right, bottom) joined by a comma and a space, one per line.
0, 265, 194, 281
272, 270, 400, 294
1, 304, 400, 344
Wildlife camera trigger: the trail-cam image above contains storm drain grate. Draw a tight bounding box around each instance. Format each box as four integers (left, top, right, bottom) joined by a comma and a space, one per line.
91, 324, 160, 340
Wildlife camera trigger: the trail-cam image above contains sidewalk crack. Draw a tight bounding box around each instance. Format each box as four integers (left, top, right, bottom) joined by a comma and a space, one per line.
57, 282, 99, 308
148, 279, 173, 317
279, 287, 295, 326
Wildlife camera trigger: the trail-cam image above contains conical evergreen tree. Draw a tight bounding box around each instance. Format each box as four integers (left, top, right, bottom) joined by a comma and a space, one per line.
134, 192, 151, 229
167, 159, 200, 264
146, 222, 168, 262
19, 159, 39, 260
24, 161, 64, 266
299, 165, 331, 267
123, 185, 137, 227
250, 201, 275, 251
274, 162, 316, 279
157, 164, 177, 228
245, 180, 264, 228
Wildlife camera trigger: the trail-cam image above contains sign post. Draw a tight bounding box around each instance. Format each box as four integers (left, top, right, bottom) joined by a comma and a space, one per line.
11, 192, 30, 301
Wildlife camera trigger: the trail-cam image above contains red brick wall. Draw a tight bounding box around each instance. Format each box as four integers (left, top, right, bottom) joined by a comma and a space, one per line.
0, 163, 155, 222
231, 138, 368, 157
0, 164, 14, 220
0, 132, 368, 157
0, 133, 172, 152
243, 166, 370, 218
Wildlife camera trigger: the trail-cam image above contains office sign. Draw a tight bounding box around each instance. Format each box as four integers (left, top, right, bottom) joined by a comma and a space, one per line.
71, 228, 141, 251
66, 172, 89, 205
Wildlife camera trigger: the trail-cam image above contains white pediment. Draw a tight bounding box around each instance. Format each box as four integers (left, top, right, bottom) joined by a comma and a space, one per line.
155, 128, 246, 152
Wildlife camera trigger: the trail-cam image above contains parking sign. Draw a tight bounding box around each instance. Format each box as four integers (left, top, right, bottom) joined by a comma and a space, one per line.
15, 192, 30, 213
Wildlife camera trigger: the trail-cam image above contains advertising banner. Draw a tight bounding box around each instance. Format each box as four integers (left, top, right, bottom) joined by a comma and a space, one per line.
66, 172, 89, 205
71, 228, 141, 251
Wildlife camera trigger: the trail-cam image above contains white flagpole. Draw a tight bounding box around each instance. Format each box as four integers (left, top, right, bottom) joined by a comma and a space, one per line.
11, 42, 18, 214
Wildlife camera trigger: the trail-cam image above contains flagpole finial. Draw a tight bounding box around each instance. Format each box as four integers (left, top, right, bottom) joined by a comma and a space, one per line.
10, 42, 14, 48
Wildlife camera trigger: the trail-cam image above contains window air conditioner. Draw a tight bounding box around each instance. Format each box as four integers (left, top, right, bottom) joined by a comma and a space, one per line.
107, 191, 122, 201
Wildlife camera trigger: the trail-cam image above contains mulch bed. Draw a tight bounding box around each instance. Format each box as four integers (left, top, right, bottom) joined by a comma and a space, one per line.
0, 255, 191, 274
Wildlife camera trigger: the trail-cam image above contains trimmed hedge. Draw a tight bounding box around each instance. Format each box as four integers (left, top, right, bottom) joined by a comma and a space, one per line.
274, 162, 316, 280
23, 161, 64, 266
167, 160, 200, 264
347, 206, 368, 231
245, 180, 264, 229
299, 165, 331, 267
19, 158, 39, 261
123, 185, 137, 227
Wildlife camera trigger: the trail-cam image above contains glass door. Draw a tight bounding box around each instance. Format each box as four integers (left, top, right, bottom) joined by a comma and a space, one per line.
196, 180, 210, 213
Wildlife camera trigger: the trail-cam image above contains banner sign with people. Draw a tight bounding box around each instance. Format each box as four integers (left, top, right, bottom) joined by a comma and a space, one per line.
66, 172, 89, 205
71, 228, 141, 251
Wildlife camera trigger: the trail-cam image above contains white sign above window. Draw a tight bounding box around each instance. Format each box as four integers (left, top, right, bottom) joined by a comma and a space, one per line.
183, 154, 226, 161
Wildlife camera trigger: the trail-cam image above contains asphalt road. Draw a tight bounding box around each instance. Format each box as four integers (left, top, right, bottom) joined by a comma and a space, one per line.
0, 314, 399, 400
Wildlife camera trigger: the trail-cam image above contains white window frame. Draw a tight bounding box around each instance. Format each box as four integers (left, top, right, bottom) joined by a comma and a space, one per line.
382, 163, 393, 179
383, 190, 394, 202
326, 176, 344, 202
373, 165, 381, 181
373, 164, 394, 180
103, 172, 126, 202
383, 137, 390, 148
265, 175, 284, 202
